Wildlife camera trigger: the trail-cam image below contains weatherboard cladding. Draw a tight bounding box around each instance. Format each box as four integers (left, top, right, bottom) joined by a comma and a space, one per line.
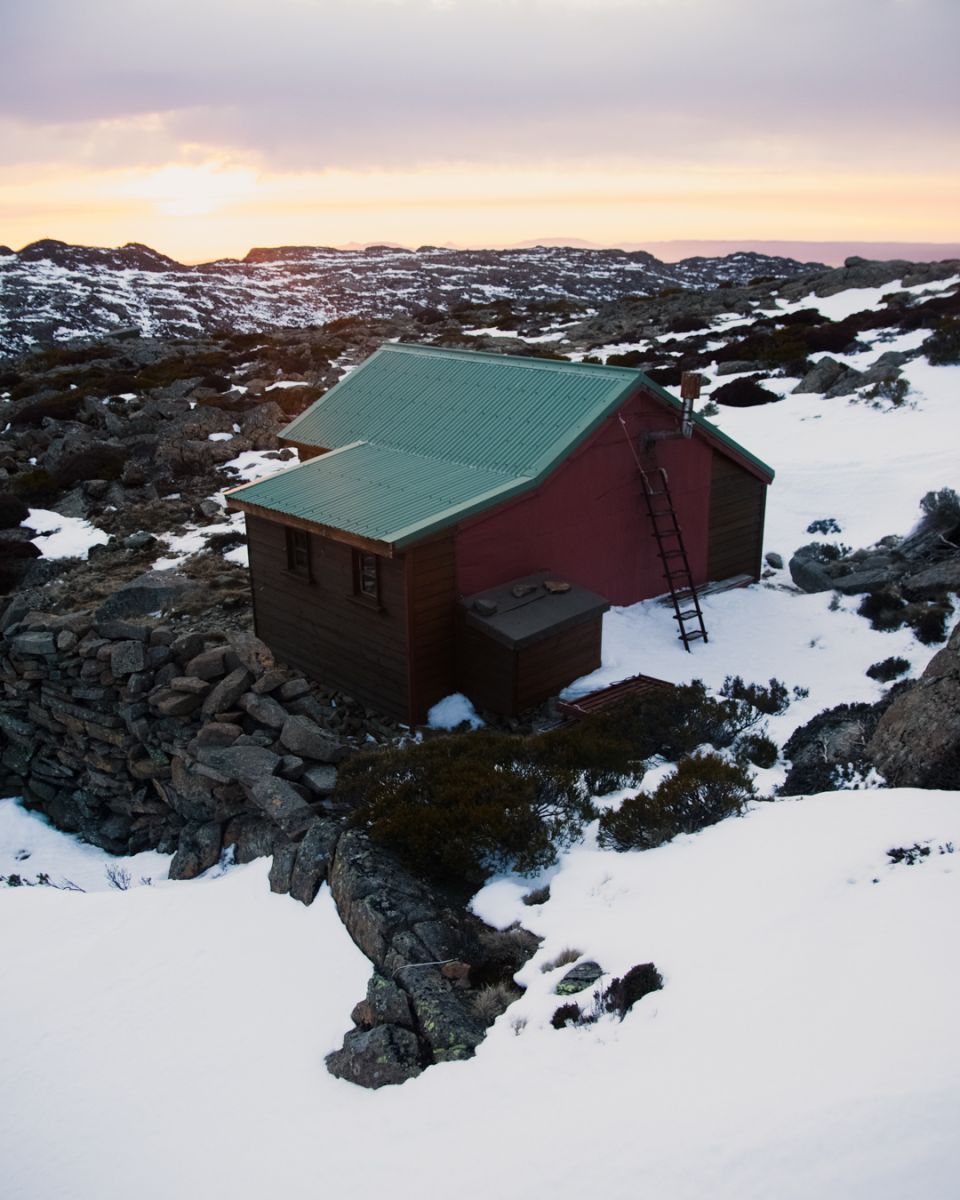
228, 343, 774, 548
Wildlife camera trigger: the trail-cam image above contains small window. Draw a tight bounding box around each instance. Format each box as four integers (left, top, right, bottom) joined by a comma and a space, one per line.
285, 527, 312, 579
352, 549, 380, 604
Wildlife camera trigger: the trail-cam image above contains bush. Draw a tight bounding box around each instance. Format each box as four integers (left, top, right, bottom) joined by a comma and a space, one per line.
341, 732, 594, 891
550, 1002, 582, 1029
0, 491, 29, 529
719, 675, 790, 716
8, 468, 58, 501
739, 733, 779, 769
711, 375, 779, 408
807, 517, 842, 535
923, 317, 960, 366
603, 963, 663, 1019
597, 752, 754, 851
866, 656, 910, 683
858, 589, 907, 631
912, 606, 949, 645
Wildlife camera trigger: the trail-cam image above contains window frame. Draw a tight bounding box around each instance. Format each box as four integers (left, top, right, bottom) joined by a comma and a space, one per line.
351, 548, 381, 607
285, 526, 313, 581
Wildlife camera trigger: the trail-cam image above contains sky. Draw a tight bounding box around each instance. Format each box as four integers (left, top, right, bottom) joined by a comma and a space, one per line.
2, 0, 958, 262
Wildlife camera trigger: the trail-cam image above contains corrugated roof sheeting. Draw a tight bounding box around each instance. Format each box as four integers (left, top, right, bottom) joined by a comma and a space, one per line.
234, 342, 773, 548
227, 440, 529, 546
281, 344, 640, 478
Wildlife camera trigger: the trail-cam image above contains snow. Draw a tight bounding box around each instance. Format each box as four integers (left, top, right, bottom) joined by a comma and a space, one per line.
427, 691, 485, 729
24, 508, 108, 559
2, 788, 958, 1199
207, 430, 234, 441
219, 449, 298, 483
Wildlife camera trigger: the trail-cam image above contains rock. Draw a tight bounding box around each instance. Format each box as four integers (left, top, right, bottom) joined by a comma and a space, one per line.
901, 559, 960, 600
325, 1024, 423, 1089
123, 531, 157, 550
714, 360, 765, 376
110, 639, 148, 677
168, 821, 222, 880
300, 764, 338, 796
788, 553, 835, 594
184, 646, 228, 680
555, 961, 604, 995
269, 842, 299, 894
867, 621, 960, 788
200, 667, 253, 718
764, 551, 784, 570
96, 620, 152, 642
225, 631, 274, 678
288, 818, 341, 903
396, 967, 487, 1063
351, 973, 415, 1029
792, 356, 847, 394
251, 667, 290, 694
834, 566, 897, 596
246, 775, 316, 838
227, 817, 279, 864
196, 721, 242, 748
170, 631, 207, 662
239, 691, 288, 729
167, 675, 211, 695
781, 701, 888, 795
279, 714, 351, 763
278, 677, 312, 702
150, 688, 203, 717
196, 744, 280, 786
96, 571, 199, 620
10, 631, 57, 656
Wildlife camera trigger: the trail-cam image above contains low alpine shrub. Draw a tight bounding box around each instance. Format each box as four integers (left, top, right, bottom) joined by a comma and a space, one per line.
866, 656, 910, 683
597, 752, 755, 851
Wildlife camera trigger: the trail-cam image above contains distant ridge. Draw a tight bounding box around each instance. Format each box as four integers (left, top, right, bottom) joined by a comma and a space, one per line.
508, 238, 960, 267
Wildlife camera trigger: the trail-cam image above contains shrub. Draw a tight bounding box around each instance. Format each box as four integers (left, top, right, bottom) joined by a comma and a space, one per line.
550, 1002, 582, 1029
923, 317, 960, 365
739, 733, 779, 769
912, 606, 949, 645
711, 375, 779, 408
0, 491, 29, 529
540, 947, 583, 973
857, 589, 906, 630
522, 884, 551, 907
10, 392, 82, 426
719, 675, 790, 716
597, 752, 754, 851
8, 468, 58, 501
866, 656, 910, 683
603, 963, 663, 1018
807, 517, 842, 535
341, 732, 594, 891
472, 982, 517, 1023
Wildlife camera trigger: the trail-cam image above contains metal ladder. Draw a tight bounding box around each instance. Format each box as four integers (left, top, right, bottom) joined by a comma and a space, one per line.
639, 467, 708, 651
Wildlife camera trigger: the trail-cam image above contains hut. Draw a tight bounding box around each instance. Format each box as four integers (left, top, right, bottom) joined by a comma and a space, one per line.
225, 344, 773, 723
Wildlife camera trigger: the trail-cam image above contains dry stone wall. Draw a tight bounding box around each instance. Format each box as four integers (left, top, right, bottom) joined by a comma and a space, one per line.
0, 605, 537, 1086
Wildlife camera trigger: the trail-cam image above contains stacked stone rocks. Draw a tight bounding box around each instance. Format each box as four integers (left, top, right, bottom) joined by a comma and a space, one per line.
0, 606, 541, 1087
0, 607, 399, 890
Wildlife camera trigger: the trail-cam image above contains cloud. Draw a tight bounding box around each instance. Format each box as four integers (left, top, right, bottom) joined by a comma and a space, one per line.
2, 0, 958, 175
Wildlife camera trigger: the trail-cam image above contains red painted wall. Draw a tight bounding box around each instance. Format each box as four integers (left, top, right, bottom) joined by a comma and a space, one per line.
455, 388, 714, 606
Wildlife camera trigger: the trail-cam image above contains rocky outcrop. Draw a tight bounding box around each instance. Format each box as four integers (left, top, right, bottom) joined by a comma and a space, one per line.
867, 621, 960, 788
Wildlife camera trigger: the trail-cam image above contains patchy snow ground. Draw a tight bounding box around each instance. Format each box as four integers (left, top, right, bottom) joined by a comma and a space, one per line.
2, 274, 960, 1198
24, 507, 109, 559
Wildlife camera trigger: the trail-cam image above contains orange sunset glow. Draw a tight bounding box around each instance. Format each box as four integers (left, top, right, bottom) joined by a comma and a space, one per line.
4, 0, 958, 260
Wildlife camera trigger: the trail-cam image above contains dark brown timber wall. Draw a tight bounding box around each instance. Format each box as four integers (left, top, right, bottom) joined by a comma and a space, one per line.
405, 533, 457, 723
707, 453, 766, 582
246, 515, 411, 720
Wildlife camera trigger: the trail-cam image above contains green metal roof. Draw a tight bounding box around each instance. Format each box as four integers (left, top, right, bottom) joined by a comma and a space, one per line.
227, 343, 773, 550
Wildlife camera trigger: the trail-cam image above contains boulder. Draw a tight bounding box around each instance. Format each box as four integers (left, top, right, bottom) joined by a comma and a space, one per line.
201, 667, 253, 718
239, 691, 287, 729
867, 621, 960, 788
788, 553, 835, 594
288, 818, 341, 904
279, 714, 351, 763
246, 775, 315, 838
792, 356, 847, 394
268, 841, 299, 894
168, 821, 222, 880
96, 571, 199, 621
556, 961, 604, 995
351, 973, 415, 1030
325, 1025, 423, 1089
110, 640, 148, 677
301, 764, 338, 796
196, 744, 280, 787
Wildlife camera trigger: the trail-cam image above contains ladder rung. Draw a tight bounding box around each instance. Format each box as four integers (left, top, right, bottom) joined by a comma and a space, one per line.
673, 609, 703, 621
681, 631, 708, 643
